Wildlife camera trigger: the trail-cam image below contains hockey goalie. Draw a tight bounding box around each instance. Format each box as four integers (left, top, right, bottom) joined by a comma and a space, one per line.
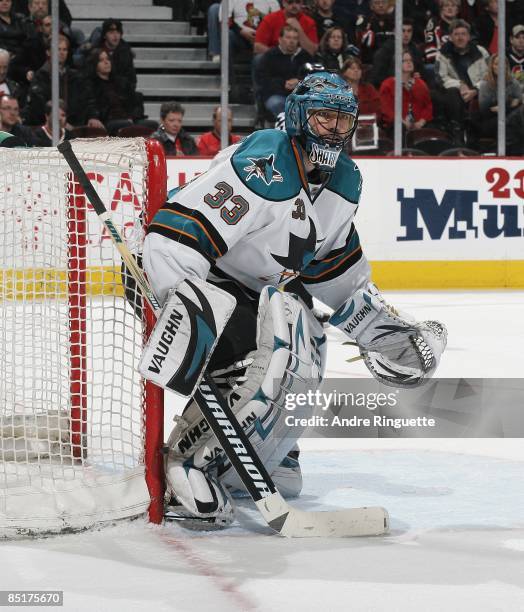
139, 71, 447, 527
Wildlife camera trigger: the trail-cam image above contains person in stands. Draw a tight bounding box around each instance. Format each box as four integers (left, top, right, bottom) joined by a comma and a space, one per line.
472, 53, 522, 143
340, 56, 381, 118
254, 0, 318, 57
356, 0, 395, 65
309, 0, 355, 42
32, 98, 71, 145
473, 0, 498, 56
84, 47, 143, 135
370, 17, 427, 87
74, 19, 136, 87
315, 26, 356, 71
379, 50, 433, 132
0, 47, 22, 102
433, 18, 489, 143
0, 93, 34, 144
423, 0, 460, 64
255, 25, 312, 118
197, 105, 241, 157
23, 34, 100, 128
150, 101, 198, 156
507, 24, 524, 94
0, 0, 26, 62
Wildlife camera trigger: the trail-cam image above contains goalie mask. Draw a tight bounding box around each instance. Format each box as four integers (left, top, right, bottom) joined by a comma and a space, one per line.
285, 71, 358, 172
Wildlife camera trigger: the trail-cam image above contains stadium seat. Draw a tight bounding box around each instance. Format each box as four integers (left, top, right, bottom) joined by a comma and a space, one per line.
413, 138, 455, 156
405, 127, 451, 148
387, 147, 426, 157
476, 138, 497, 154
439, 147, 480, 157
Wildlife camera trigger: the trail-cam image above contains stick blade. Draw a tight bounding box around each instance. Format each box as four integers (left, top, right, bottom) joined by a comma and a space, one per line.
256, 493, 389, 538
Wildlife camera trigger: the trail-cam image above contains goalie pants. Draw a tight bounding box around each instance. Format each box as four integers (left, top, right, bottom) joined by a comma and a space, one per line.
206, 280, 259, 373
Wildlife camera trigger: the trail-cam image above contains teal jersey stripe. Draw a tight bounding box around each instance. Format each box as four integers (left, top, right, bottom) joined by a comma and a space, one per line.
150, 209, 223, 260
301, 228, 362, 281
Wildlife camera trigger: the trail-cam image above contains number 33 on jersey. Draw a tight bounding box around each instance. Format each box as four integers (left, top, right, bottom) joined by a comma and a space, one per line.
146, 128, 367, 307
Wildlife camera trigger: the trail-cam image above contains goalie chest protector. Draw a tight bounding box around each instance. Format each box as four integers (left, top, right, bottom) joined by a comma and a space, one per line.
148, 129, 363, 294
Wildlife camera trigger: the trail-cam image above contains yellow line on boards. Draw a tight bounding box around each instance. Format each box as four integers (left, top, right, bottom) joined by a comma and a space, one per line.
370, 261, 524, 289
0, 267, 125, 300
2, 261, 524, 299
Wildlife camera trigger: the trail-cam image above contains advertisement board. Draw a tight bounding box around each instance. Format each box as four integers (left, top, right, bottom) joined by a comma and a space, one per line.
166, 157, 524, 288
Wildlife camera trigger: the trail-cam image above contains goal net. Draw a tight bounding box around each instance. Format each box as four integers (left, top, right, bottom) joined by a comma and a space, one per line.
0, 137, 165, 537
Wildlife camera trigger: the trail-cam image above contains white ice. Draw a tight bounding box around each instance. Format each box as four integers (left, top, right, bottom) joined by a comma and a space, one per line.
2, 291, 524, 612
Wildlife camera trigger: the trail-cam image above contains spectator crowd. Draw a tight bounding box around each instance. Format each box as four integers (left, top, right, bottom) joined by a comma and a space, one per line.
1, 0, 524, 155
0, 0, 243, 154
206, 0, 524, 155
0, 1, 163, 146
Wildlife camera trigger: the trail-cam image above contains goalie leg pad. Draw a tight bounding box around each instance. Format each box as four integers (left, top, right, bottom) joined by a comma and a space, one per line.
165, 460, 234, 525
139, 277, 236, 397
229, 446, 303, 499
165, 287, 325, 507
218, 289, 325, 493
270, 445, 302, 498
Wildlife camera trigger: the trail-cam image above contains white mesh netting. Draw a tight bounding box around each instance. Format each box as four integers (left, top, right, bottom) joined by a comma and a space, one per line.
0, 138, 156, 536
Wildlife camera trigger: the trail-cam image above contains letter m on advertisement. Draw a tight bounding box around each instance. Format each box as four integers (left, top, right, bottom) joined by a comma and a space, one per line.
397, 189, 478, 240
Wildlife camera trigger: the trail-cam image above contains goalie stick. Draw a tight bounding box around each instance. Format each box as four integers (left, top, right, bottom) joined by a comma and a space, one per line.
58, 139, 388, 538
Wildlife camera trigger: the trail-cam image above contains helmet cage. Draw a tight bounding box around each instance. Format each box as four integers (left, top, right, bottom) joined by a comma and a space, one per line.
305, 107, 356, 147
285, 72, 359, 172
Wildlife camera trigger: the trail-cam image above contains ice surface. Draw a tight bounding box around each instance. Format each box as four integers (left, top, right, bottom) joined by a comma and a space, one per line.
2, 291, 524, 611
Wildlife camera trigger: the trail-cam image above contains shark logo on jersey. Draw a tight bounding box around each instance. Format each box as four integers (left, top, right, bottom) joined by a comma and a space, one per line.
270, 218, 318, 274
243, 154, 283, 185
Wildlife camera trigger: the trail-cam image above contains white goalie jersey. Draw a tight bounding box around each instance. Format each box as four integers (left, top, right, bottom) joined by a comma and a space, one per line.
143, 128, 371, 308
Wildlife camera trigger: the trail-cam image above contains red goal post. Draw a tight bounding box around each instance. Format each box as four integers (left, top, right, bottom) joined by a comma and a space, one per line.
0, 137, 166, 536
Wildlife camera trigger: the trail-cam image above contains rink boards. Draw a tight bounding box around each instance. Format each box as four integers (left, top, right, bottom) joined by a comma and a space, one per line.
3, 155, 523, 295
167, 156, 524, 289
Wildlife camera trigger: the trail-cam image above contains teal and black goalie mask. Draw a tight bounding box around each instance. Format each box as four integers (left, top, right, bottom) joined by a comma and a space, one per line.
285, 71, 359, 172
